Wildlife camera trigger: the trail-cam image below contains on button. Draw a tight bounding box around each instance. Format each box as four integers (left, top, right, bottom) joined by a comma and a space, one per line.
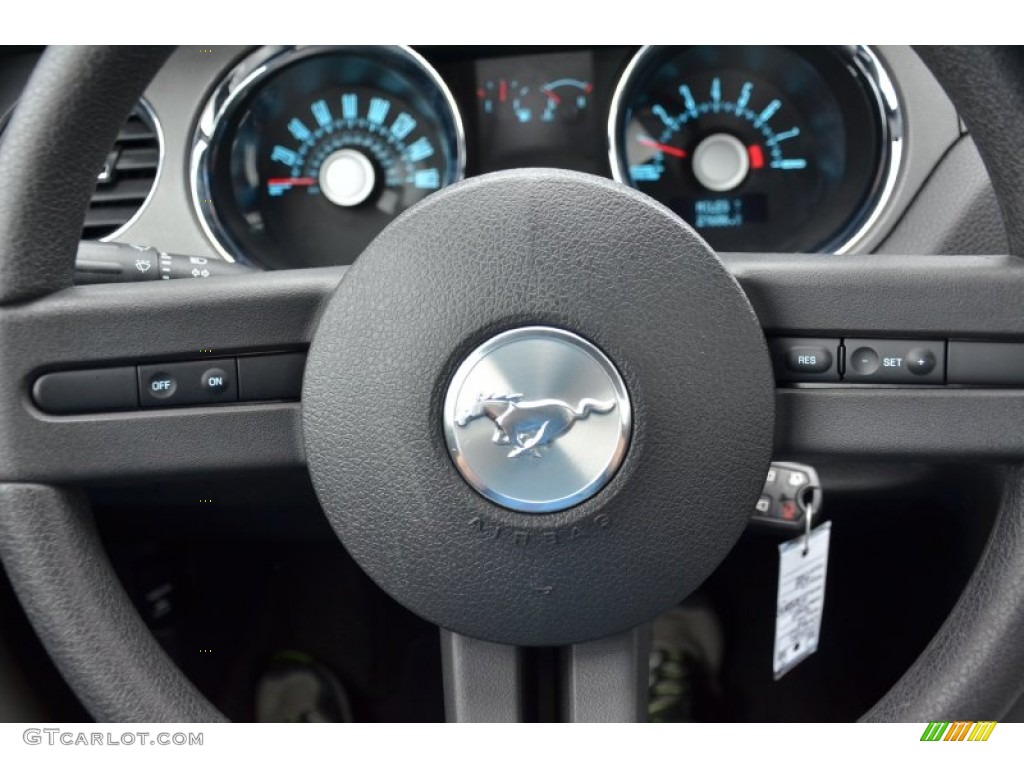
201, 368, 229, 394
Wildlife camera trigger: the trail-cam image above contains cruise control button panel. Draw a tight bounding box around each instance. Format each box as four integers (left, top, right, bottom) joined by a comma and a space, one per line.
771, 337, 945, 385
32, 351, 307, 414
843, 338, 944, 384
139, 358, 237, 407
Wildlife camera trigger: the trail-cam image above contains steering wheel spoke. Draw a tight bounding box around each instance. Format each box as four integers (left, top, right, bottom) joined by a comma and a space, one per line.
0, 268, 342, 484
441, 626, 650, 722
725, 251, 1024, 460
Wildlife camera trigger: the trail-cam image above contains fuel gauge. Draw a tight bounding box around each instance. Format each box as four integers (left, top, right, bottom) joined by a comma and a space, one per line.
477, 79, 541, 123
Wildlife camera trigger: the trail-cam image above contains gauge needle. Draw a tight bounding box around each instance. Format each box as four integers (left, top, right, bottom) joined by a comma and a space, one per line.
267, 177, 317, 186
541, 89, 561, 104
637, 137, 687, 159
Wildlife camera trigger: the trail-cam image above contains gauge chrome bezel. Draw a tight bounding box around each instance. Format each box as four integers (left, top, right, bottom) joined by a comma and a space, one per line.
607, 45, 903, 256
190, 45, 467, 264
102, 97, 165, 244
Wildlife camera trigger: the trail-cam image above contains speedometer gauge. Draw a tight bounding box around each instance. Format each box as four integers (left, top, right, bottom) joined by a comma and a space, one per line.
609, 46, 900, 254
192, 46, 465, 268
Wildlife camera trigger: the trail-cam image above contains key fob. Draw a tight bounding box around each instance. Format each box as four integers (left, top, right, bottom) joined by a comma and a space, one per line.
752, 461, 821, 530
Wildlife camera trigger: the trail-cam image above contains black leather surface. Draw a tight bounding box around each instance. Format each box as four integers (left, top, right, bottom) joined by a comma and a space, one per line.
0, 46, 171, 304
303, 169, 775, 646
864, 466, 1024, 721
0, 484, 223, 722
917, 47, 1024, 256
878, 136, 1009, 256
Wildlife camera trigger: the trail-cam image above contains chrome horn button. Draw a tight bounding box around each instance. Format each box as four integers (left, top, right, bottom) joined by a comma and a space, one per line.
444, 326, 631, 513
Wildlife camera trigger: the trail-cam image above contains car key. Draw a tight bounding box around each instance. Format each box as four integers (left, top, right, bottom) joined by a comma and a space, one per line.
752, 461, 821, 531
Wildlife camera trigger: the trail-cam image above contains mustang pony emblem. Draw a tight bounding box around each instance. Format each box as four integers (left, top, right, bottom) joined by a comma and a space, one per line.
456, 393, 617, 458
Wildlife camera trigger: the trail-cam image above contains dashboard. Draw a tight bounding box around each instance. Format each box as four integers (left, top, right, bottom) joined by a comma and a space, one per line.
0, 46, 1004, 269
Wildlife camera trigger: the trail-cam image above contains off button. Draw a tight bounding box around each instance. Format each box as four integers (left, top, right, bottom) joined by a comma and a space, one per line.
147, 371, 177, 399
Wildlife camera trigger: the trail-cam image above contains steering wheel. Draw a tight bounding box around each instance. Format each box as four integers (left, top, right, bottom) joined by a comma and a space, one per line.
1, 45, 1024, 723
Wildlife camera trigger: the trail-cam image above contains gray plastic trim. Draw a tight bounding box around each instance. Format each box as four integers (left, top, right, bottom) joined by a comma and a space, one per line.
0, 268, 342, 483
722, 252, 1024, 337
441, 630, 522, 723
561, 625, 650, 723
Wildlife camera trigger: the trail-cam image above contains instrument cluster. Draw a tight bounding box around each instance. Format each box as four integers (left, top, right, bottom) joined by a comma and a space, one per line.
191, 45, 900, 267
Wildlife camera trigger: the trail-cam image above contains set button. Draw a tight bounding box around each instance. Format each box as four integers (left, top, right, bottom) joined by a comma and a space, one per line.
843, 339, 944, 384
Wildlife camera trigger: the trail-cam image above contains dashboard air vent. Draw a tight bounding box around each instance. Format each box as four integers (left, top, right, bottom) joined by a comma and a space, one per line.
84, 103, 161, 240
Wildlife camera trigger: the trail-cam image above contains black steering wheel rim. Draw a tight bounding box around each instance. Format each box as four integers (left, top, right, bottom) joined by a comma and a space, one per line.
1, 45, 1024, 722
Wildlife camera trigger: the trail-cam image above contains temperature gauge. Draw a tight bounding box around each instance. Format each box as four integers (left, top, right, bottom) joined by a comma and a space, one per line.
539, 78, 593, 123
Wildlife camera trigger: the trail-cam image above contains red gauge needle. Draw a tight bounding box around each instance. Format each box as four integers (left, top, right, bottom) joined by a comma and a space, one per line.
542, 88, 562, 104
267, 177, 316, 186
637, 137, 687, 159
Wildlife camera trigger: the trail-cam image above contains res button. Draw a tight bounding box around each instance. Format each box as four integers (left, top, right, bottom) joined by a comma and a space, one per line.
785, 346, 833, 374
770, 338, 840, 382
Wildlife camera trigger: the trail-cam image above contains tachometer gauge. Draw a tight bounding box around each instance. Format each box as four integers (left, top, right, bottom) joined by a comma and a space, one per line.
192, 46, 465, 268
609, 46, 900, 254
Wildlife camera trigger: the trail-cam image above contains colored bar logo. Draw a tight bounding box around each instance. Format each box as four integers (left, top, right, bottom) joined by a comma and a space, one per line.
921, 721, 997, 741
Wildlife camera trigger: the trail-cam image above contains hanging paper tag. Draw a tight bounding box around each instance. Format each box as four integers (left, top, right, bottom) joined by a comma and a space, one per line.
773, 520, 831, 680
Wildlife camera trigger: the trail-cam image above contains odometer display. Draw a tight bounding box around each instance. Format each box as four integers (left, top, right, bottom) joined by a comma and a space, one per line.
609, 46, 896, 254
